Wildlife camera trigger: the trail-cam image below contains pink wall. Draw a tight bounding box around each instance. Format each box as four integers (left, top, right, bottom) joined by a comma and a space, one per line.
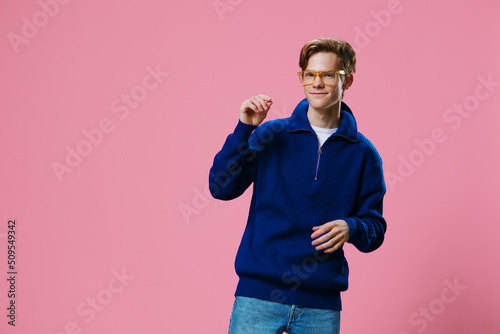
1, 0, 499, 333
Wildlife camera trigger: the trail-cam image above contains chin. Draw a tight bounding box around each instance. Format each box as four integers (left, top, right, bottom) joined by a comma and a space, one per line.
310, 100, 341, 113
308, 98, 331, 108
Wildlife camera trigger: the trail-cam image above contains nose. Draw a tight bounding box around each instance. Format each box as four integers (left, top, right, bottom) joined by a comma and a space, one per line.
312, 74, 324, 87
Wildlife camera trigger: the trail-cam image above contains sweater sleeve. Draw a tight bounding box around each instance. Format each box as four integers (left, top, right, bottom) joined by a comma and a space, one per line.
209, 120, 259, 201
344, 164, 387, 253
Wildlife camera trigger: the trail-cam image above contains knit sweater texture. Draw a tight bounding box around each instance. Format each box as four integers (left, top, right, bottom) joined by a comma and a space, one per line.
209, 98, 387, 310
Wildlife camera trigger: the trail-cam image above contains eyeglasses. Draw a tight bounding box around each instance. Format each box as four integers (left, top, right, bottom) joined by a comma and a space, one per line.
297, 70, 345, 86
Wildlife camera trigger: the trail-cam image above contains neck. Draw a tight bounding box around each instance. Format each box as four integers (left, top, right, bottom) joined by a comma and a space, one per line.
307, 102, 341, 129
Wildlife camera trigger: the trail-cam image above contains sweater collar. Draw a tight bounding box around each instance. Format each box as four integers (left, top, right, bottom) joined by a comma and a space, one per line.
287, 98, 359, 142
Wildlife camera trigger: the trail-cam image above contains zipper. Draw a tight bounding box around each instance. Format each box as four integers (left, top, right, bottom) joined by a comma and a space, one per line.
314, 137, 322, 180
289, 127, 357, 181
289, 128, 343, 181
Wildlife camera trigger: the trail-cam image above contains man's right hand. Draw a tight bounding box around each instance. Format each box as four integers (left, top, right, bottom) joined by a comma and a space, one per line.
239, 94, 273, 126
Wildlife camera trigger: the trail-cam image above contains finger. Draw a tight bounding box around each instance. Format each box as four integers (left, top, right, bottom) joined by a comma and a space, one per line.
311, 229, 338, 246
318, 234, 346, 252
249, 100, 263, 113
310, 227, 324, 239
254, 96, 268, 112
310, 224, 334, 239
314, 236, 338, 251
312, 227, 345, 247
256, 95, 272, 111
241, 99, 256, 113
259, 94, 272, 102
326, 233, 347, 250
324, 239, 346, 253
250, 97, 265, 112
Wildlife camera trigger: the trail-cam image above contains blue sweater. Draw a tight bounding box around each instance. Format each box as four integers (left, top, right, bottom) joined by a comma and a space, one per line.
209, 98, 387, 310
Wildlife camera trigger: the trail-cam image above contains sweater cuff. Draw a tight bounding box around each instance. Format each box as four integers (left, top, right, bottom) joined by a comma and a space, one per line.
232, 120, 258, 142
344, 217, 358, 243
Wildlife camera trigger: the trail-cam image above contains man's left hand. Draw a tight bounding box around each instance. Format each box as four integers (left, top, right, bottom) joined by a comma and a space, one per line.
311, 219, 350, 253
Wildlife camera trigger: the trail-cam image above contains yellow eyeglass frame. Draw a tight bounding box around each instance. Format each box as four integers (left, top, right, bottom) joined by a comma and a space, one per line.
297, 70, 346, 86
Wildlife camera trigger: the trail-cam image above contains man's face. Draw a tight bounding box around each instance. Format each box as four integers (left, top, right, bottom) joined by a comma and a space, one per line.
302, 52, 346, 113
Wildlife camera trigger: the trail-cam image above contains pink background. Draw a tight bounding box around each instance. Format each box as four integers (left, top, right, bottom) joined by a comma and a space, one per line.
1, 0, 499, 333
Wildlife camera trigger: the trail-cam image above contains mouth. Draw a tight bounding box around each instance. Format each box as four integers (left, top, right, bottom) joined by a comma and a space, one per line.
309, 92, 328, 96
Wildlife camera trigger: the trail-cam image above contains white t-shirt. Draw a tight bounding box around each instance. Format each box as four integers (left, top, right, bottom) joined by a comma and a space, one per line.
311, 125, 338, 147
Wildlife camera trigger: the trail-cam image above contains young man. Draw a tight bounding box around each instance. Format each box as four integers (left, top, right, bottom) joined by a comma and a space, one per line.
209, 38, 387, 334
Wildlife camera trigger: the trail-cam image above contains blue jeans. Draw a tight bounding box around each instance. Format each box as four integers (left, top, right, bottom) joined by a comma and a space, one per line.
228, 296, 340, 334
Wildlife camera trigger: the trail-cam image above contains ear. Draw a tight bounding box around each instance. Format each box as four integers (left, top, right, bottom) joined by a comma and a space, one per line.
343, 73, 354, 90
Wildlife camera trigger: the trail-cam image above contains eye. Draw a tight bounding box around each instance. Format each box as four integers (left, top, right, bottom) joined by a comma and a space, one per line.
304, 71, 314, 77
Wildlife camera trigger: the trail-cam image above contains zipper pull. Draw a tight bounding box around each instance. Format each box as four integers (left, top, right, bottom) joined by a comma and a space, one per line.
314, 145, 322, 180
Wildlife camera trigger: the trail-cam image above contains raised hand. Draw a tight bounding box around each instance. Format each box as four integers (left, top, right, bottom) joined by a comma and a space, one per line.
239, 94, 273, 126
